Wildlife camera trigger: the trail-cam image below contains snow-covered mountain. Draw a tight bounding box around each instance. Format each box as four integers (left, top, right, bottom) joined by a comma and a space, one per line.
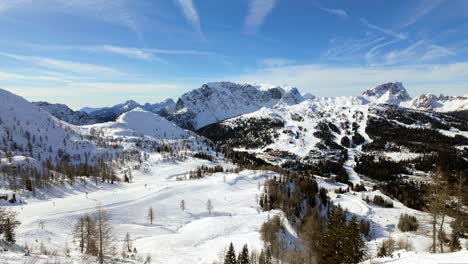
33, 101, 98, 125
362, 82, 412, 105
168, 82, 307, 129
79, 106, 104, 114
409, 94, 468, 112
87, 99, 176, 122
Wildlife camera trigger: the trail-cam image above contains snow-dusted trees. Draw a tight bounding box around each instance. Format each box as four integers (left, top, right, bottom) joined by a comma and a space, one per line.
224, 243, 237, 264
0, 208, 19, 243
148, 206, 154, 225
237, 244, 250, 264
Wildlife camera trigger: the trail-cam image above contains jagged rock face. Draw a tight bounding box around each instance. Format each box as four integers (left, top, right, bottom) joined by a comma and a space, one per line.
33, 102, 98, 125
168, 82, 306, 129
411, 94, 441, 110
362, 82, 412, 105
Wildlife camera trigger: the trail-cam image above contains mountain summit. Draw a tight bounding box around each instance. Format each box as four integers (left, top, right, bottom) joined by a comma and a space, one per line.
168, 81, 306, 129
362, 82, 412, 105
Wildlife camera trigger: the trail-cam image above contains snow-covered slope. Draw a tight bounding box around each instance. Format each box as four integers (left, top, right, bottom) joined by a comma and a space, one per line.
362, 82, 412, 105
199, 95, 370, 163
34, 101, 98, 125
0, 89, 102, 166
169, 82, 307, 129
85, 107, 193, 140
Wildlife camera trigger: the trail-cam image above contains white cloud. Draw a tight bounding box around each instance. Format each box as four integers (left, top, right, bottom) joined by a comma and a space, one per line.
230, 62, 468, 96
245, 0, 277, 34
400, 0, 445, 28
0, 0, 143, 39
174, 0, 201, 32
382, 40, 455, 65
320, 7, 348, 19
99, 45, 154, 60
361, 19, 408, 40
0, 52, 121, 75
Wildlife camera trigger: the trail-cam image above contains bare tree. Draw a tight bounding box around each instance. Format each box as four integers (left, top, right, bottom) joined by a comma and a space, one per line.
180, 200, 185, 212
124, 232, 133, 253
148, 206, 154, 225
96, 206, 113, 264
207, 199, 213, 215
427, 168, 449, 253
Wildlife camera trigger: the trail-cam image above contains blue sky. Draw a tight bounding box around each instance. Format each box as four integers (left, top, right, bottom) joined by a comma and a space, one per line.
0, 0, 467, 109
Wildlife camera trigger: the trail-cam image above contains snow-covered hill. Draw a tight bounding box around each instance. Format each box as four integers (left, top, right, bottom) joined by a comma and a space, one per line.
168, 82, 306, 130
85, 107, 193, 140
0, 89, 103, 167
34, 101, 99, 125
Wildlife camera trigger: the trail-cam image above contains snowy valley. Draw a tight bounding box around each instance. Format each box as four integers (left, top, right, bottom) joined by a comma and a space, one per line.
0, 82, 467, 264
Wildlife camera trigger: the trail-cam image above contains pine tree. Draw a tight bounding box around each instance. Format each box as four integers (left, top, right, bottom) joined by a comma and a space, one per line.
224, 242, 237, 264
343, 216, 365, 263
238, 244, 250, 264
317, 206, 346, 264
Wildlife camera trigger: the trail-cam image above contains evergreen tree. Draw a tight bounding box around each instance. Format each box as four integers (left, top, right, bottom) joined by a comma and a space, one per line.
238, 244, 250, 264
4, 218, 15, 243
224, 242, 237, 264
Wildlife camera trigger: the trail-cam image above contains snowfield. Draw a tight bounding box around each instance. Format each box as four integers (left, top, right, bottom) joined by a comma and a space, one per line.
2, 155, 285, 264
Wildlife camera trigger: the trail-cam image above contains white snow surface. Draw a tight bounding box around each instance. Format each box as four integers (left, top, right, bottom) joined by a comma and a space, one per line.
84, 108, 193, 140
3, 156, 285, 263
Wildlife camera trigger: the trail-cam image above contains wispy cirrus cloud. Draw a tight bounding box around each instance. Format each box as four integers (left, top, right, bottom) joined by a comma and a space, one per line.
0, 0, 144, 39
361, 19, 408, 40
174, 0, 201, 32
99, 45, 154, 60
383, 40, 455, 65
0, 52, 121, 75
320, 7, 348, 19
245, 0, 277, 34
400, 0, 445, 28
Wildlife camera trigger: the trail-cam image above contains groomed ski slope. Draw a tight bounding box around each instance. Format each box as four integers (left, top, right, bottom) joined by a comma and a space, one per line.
4, 154, 287, 264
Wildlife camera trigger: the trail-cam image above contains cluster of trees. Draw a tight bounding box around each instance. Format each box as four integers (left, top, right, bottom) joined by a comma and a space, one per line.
317, 206, 366, 264
355, 155, 409, 182
364, 116, 468, 153
224, 242, 272, 264
364, 195, 394, 208
188, 165, 224, 179
198, 117, 284, 149
72, 207, 114, 264
258, 172, 368, 263
0, 208, 19, 243
398, 214, 419, 232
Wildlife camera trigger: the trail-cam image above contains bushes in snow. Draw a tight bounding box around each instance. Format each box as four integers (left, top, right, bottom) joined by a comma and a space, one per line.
398, 214, 419, 232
